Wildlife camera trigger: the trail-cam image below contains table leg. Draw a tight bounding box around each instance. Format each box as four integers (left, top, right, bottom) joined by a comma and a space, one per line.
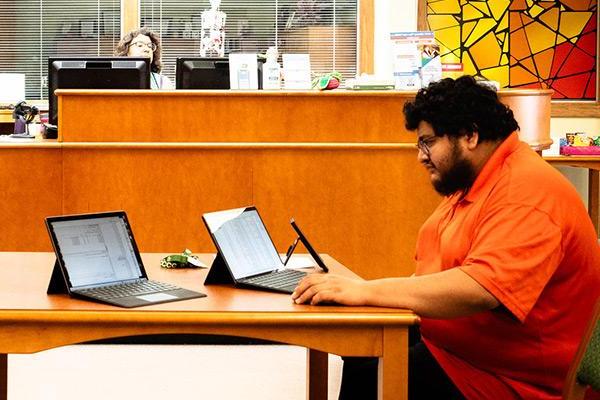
589, 169, 599, 236
307, 349, 328, 400
378, 327, 409, 400
0, 354, 6, 400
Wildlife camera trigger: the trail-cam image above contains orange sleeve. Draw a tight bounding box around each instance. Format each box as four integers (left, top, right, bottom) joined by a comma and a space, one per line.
460, 204, 564, 322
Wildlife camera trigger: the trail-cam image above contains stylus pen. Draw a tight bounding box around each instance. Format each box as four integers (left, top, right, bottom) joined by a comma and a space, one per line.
283, 236, 300, 266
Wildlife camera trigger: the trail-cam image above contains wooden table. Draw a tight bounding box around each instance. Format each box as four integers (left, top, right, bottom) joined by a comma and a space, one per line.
0, 252, 417, 400
545, 156, 600, 235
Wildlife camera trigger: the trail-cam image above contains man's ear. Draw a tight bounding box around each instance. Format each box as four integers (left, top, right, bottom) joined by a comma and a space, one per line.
464, 131, 479, 151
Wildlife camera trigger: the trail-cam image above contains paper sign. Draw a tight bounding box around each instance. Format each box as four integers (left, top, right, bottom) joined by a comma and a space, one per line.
282, 54, 312, 90
229, 53, 259, 90
0, 73, 25, 103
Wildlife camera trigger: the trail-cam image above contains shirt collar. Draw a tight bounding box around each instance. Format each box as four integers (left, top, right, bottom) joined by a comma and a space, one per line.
461, 132, 522, 203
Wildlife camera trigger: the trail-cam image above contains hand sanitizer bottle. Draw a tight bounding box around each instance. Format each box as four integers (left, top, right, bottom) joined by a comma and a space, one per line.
262, 46, 281, 90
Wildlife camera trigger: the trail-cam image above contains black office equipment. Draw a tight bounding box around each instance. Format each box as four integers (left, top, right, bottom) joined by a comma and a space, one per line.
176, 57, 264, 89
202, 206, 324, 294
290, 219, 329, 272
47, 57, 151, 126
46, 211, 205, 308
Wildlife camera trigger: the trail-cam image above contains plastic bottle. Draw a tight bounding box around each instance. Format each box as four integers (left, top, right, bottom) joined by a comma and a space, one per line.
262, 46, 281, 90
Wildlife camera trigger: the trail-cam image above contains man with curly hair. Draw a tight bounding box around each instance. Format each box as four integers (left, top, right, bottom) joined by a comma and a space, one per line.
292, 76, 600, 400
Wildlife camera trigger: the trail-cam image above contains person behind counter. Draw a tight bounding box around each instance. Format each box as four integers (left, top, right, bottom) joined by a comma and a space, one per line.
114, 27, 174, 89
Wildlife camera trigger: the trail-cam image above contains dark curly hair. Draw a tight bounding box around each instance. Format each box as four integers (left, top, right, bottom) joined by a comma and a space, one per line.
403, 75, 519, 142
114, 27, 163, 73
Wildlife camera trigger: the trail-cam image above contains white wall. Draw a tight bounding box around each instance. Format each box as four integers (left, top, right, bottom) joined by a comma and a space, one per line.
373, 0, 418, 77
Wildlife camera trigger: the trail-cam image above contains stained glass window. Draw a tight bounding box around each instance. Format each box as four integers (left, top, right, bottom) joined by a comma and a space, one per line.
426, 0, 597, 99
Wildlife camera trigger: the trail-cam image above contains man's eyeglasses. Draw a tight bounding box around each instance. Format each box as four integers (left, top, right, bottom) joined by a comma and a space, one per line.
129, 41, 157, 51
416, 135, 439, 156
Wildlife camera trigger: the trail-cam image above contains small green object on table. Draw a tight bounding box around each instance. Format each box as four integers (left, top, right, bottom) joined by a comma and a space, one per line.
312, 71, 343, 90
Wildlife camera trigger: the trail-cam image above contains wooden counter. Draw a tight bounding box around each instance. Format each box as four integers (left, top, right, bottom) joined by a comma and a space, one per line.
0, 90, 555, 279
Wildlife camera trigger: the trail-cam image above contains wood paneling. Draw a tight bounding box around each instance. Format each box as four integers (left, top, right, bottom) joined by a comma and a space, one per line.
61, 148, 253, 252
251, 147, 438, 279
0, 149, 62, 251
57, 90, 415, 143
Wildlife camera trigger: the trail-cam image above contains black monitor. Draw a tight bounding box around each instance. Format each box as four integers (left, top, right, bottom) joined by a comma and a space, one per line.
48, 57, 151, 126
176, 57, 263, 89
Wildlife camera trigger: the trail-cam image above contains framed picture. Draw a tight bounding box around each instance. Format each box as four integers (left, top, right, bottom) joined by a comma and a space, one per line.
418, 0, 600, 117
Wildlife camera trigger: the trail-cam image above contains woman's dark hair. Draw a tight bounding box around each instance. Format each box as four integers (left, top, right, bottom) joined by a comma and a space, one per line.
114, 27, 163, 73
403, 75, 519, 142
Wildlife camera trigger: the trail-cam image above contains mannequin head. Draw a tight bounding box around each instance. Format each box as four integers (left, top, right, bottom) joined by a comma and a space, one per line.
210, 0, 221, 10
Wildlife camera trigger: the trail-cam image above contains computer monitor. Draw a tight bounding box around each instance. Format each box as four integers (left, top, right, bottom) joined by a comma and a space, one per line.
176, 57, 263, 89
48, 57, 151, 126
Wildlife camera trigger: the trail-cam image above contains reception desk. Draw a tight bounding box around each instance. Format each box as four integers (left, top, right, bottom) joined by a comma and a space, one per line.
0, 89, 554, 279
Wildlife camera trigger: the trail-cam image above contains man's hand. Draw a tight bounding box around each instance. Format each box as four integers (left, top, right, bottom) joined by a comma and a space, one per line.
291, 274, 368, 306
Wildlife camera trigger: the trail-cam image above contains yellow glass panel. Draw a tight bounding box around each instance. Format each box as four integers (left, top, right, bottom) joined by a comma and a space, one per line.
429, 15, 459, 31
481, 65, 509, 87
500, 54, 509, 65
437, 25, 461, 54
503, 36, 509, 53
525, 0, 533, 8
462, 51, 478, 75
465, 18, 497, 47
559, 12, 592, 40
533, 48, 554, 79
462, 21, 477, 41
496, 32, 506, 45
471, 1, 491, 17
489, 0, 510, 21
529, 4, 544, 18
463, 4, 484, 21
429, 0, 461, 14
496, 11, 509, 32
469, 31, 502, 69
441, 53, 461, 64
539, 7, 559, 31
524, 21, 557, 54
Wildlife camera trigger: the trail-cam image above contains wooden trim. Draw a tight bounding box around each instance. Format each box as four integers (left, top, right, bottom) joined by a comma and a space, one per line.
122, 0, 140, 36
418, 0, 600, 118
359, 0, 375, 74
417, 0, 428, 30
551, 102, 600, 118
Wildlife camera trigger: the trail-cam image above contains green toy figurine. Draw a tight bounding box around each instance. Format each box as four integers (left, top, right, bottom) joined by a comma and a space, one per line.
312, 71, 342, 90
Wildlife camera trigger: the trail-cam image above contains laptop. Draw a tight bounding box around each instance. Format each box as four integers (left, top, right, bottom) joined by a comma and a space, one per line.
202, 206, 327, 294
45, 211, 206, 308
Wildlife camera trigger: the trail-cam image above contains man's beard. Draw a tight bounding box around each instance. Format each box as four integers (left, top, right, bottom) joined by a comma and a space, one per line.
429, 143, 477, 196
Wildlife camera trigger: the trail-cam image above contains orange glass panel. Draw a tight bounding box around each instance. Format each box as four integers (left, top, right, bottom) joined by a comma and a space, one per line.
470, 31, 502, 69
533, 48, 554, 79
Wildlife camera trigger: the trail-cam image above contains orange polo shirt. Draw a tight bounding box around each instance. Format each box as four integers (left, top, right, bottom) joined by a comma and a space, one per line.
415, 132, 600, 400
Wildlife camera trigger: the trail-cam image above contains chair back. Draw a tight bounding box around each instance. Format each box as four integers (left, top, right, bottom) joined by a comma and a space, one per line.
563, 298, 600, 400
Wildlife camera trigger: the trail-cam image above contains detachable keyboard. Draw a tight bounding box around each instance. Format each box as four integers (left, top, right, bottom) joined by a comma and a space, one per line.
77, 280, 178, 301
240, 269, 307, 293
